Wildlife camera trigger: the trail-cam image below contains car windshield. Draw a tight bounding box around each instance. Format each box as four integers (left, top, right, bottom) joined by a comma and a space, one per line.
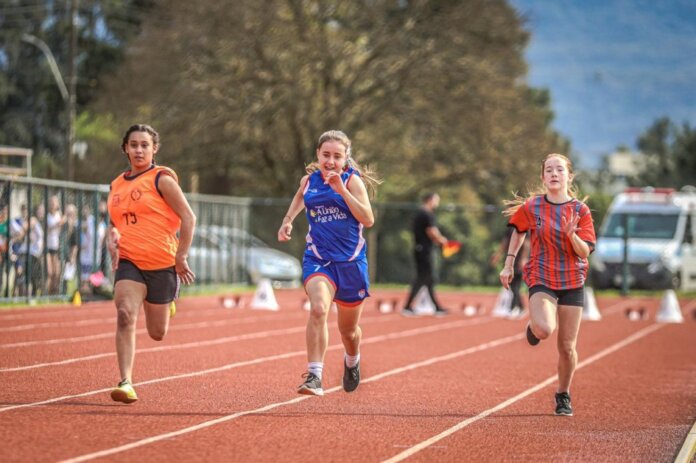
601, 213, 680, 239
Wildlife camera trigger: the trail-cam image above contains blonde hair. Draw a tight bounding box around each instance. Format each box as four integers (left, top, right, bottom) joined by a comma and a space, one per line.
503, 153, 585, 216
305, 130, 381, 197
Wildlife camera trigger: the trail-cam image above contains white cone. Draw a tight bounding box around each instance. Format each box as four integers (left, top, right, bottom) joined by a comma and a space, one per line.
656, 289, 683, 323
413, 286, 436, 315
378, 300, 394, 314
463, 304, 477, 317
582, 287, 602, 321
250, 278, 279, 311
492, 288, 512, 318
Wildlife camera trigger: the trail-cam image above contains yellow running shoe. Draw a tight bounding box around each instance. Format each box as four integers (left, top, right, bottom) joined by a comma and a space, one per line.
169, 301, 177, 318
110, 379, 138, 404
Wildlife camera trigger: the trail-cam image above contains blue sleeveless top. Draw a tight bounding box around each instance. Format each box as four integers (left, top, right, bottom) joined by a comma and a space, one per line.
303, 168, 367, 262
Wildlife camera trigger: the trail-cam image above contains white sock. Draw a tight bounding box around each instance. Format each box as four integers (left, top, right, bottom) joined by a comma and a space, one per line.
308, 362, 323, 379
345, 352, 360, 368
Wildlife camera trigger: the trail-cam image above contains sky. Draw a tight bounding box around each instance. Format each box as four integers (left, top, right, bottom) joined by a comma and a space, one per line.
508, 0, 696, 169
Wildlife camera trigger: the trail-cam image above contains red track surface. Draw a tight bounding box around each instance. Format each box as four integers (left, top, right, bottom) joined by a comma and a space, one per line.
1, 289, 695, 462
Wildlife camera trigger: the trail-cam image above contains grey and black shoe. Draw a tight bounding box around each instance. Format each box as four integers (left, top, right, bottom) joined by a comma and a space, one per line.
343, 360, 361, 393
401, 307, 416, 317
526, 323, 540, 346
297, 372, 324, 396
554, 392, 573, 416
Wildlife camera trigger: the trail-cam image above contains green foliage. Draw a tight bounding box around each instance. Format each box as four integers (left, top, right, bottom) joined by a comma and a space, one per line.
632, 117, 696, 189
0, 0, 153, 178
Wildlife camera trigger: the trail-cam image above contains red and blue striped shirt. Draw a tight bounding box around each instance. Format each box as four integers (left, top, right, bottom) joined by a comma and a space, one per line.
509, 195, 596, 290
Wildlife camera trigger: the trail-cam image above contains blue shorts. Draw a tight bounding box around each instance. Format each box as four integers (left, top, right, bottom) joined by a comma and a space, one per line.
302, 255, 370, 306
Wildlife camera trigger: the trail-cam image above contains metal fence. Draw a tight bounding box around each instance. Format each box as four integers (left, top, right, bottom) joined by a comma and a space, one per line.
0, 174, 509, 304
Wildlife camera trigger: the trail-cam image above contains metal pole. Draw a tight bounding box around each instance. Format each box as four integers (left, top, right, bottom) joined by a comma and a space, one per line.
621, 213, 630, 296
67, 0, 79, 181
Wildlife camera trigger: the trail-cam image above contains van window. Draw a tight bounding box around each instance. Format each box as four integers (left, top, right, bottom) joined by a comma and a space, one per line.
601, 213, 679, 239
685, 215, 694, 244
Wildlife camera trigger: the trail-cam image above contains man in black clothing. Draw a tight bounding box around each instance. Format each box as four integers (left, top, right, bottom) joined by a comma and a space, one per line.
402, 192, 449, 316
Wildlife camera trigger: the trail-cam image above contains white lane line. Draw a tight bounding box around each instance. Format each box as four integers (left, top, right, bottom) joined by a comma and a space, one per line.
58, 329, 521, 463
0, 312, 305, 349
1, 314, 399, 372
674, 418, 696, 463
381, 323, 665, 463
0, 317, 493, 413
0, 312, 422, 371
0, 309, 299, 332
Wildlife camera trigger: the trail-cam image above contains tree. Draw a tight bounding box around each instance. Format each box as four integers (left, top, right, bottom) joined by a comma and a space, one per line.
632, 117, 696, 189
89, 0, 567, 204
0, 0, 154, 178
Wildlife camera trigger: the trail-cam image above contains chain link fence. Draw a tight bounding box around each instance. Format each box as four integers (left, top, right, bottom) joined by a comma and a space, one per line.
0, 175, 509, 304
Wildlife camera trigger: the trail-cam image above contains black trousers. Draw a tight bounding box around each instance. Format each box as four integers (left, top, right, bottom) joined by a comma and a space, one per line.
404, 249, 442, 309
509, 271, 525, 311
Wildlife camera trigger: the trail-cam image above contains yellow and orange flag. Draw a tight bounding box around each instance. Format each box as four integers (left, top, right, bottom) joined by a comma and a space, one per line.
442, 240, 462, 258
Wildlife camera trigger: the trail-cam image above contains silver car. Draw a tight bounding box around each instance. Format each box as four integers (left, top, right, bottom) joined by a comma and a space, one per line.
189, 225, 302, 288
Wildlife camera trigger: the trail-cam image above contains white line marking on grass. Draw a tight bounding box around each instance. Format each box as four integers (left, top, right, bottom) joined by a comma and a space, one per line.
58, 325, 518, 463
0, 318, 492, 413
381, 323, 665, 463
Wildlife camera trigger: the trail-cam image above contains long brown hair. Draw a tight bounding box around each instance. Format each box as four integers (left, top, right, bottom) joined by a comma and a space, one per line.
305, 130, 381, 198
503, 153, 585, 216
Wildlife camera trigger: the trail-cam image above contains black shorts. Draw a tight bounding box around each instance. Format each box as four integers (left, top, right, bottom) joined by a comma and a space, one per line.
114, 259, 179, 304
529, 285, 584, 307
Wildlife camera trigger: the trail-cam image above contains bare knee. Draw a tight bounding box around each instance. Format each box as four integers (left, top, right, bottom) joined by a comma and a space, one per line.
148, 327, 166, 341
339, 323, 360, 341
115, 306, 137, 330
558, 341, 577, 359
532, 322, 554, 340
309, 301, 330, 321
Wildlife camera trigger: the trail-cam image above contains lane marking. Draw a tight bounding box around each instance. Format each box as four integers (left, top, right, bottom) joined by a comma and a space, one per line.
0, 312, 306, 349
58, 331, 522, 463
0, 317, 493, 413
674, 419, 696, 463
0, 310, 302, 338
0, 312, 432, 371
381, 323, 665, 462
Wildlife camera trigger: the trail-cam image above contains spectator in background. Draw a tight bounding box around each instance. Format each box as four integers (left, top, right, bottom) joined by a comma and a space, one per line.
80, 203, 106, 290
491, 227, 530, 316
401, 192, 449, 317
10, 204, 44, 297
62, 204, 79, 295
45, 195, 66, 295
0, 204, 8, 292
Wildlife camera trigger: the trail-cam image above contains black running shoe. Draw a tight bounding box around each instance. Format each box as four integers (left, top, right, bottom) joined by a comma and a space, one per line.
434, 308, 450, 317
343, 360, 360, 392
401, 307, 416, 317
555, 392, 573, 416
297, 372, 324, 396
526, 323, 540, 346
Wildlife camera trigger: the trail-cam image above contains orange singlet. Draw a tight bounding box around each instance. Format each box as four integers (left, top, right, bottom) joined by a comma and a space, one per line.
108, 165, 181, 270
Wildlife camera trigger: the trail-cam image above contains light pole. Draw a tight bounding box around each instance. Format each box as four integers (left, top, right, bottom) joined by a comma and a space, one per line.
21, 8, 78, 180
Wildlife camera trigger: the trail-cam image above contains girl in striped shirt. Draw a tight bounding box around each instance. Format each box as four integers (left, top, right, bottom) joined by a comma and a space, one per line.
500, 153, 596, 417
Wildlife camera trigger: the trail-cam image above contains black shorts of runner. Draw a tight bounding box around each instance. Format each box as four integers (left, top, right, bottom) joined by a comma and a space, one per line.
528, 285, 584, 307
114, 259, 179, 304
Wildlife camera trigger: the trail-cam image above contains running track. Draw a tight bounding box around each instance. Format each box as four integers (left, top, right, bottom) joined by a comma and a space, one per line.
1, 289, 695, 462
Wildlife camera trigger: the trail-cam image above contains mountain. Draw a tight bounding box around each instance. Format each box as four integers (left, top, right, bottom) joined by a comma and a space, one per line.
510, 0, 696, 168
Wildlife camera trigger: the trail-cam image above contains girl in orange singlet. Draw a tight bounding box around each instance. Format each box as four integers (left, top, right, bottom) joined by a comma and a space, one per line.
106, 124, 196, 404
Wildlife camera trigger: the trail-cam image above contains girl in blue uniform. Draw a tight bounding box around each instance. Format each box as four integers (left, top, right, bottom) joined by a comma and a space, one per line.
278, 130, 379, 396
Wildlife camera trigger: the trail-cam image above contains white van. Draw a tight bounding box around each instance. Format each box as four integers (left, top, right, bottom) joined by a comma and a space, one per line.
591, 187, 696, 290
